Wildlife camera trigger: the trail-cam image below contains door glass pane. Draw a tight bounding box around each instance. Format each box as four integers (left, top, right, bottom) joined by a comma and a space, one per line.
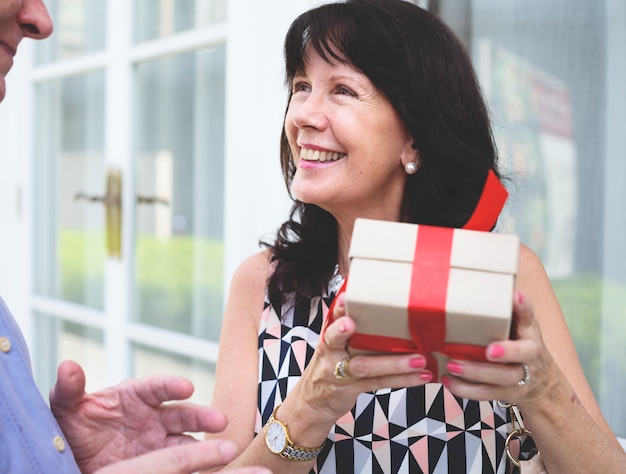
33, 72, 106, 310
33, 313, 105, 397
134, 45, 225, 340
134, 0, 227, 43
445, 0, 626, 437
133, 344, 216, 406
36, 0, 106, 63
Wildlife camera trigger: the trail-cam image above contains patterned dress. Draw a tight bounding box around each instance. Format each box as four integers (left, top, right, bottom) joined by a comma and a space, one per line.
254, 270, 513, 473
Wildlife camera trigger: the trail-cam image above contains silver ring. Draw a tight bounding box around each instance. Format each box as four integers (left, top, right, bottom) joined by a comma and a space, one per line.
333, 357, 351, 380
517, 364, 531, 386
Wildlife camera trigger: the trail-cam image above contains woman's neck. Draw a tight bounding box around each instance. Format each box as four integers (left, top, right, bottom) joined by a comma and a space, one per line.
334, 206, 404, 277
335, 220, 354, 278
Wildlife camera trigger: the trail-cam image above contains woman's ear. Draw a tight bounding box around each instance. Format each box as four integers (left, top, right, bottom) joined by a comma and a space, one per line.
401, 142, 420, 174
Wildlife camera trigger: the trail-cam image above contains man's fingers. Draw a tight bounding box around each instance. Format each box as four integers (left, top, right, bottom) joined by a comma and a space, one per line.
160, 405, 229, 435
129, 375, 196, 406
49, 360, 87, 410
92, 440, 270, 474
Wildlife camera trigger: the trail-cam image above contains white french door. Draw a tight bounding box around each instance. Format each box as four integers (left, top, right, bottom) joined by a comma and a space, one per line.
29, 0, 227, 401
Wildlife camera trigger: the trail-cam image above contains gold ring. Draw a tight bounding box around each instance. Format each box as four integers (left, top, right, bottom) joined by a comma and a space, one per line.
333, 357, 351, 380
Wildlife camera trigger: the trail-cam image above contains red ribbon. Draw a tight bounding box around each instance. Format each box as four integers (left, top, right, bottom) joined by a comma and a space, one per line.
323, 170, 508, 380
348, 225, 490, 380
462, 169, 508, 231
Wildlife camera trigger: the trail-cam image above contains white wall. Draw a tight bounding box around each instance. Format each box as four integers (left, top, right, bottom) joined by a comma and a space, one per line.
0, 41, 33, 341
223, 0, 320, 290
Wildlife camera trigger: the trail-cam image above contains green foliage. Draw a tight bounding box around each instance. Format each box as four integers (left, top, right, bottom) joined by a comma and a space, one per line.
552, 274, 626, 406
59, 230, 105, 308
552, 275, 603, 392
134, 233, 224, 339
59, 229, 224, 340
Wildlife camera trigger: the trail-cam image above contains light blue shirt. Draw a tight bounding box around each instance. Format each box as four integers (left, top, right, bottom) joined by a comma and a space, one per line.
0, 297, 81, 473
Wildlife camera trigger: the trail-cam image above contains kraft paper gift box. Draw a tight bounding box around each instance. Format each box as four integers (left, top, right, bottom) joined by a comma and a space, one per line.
344, 218, 520, 380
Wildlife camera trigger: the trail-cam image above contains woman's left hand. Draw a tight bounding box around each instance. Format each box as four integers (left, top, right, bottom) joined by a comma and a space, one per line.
440, 290, 558, 405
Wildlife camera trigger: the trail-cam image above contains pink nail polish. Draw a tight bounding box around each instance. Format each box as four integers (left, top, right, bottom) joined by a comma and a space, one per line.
440, 375, 451, 387
409, 357, 426, 369
338, 321, 347, 333
446, 361, 464, 375
488, 344, 505, 359
420, 372, 433, 382
516, 290, 524, 304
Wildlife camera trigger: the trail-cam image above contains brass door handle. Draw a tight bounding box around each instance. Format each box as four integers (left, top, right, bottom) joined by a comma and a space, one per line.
74, 192, 121, 205
136, 195, 169, 205
74, 169, 122, 259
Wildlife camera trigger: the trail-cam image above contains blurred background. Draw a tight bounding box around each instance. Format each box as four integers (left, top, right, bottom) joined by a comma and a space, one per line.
0, 0, 624, 443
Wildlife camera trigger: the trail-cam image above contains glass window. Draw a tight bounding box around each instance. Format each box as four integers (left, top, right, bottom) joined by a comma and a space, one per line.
33, 313, 105, 396
437, 0, 626, 437
36, 0, 106, 63
133, 344, 216, 406
133, 45, 226, 340
33, 72, 106, 310
134, 0, 227, 43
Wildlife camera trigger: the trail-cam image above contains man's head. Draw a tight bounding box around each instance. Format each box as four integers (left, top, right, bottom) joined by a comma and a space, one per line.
0, 0, 53, 102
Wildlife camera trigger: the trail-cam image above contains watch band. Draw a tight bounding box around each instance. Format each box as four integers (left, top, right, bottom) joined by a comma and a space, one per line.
266, 405, 325, 461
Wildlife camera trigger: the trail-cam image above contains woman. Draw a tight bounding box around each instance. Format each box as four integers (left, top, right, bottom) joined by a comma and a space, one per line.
208, 0, 625, 472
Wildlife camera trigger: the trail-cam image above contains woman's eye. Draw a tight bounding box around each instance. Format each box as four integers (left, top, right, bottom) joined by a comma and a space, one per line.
292, 81, 310, 94
336, 86, 356, 96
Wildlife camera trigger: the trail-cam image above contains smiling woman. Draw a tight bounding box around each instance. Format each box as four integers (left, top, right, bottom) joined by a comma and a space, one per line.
206, 1, 626, 473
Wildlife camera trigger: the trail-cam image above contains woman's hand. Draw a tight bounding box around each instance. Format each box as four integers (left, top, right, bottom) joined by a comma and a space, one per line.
439, 290, 558, 405
287, 291, 433, 431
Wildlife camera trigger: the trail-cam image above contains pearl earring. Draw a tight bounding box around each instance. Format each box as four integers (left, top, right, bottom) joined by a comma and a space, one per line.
405, 161, 418, 175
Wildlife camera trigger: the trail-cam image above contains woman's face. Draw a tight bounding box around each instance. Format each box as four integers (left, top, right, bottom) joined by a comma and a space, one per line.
285, 45, 416, 222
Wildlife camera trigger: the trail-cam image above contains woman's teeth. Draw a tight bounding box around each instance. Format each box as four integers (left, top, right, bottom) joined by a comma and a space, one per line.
300, 148, 346, 162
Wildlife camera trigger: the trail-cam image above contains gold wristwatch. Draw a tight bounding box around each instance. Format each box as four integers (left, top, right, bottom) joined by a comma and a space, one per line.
264, 405, 325, 461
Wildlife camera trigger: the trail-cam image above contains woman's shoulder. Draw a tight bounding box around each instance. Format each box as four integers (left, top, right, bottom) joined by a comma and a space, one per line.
515, 243, 561, 318
230, 249, 273, 293
517, 243, 547, 278
223, 249, 272, 327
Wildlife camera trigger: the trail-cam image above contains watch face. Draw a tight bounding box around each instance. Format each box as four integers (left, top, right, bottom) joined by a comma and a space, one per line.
265, 421, 287, 454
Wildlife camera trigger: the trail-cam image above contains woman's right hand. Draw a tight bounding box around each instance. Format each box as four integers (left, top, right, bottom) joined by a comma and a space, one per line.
282, 291, 433, 436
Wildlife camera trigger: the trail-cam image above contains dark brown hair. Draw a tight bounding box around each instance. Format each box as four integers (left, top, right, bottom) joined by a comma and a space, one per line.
263, 0, 501, 307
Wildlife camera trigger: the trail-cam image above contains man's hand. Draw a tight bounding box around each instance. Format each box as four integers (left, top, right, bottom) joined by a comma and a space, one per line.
93, 441, 270, 474
50, 360, 255, 473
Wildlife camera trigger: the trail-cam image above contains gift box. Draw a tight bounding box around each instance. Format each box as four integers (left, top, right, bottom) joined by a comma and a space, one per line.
344, 218, 520, 380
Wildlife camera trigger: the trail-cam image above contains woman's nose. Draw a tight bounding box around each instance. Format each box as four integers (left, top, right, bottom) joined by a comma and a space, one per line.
290, 92, 328, 130
19, 0, 54, 40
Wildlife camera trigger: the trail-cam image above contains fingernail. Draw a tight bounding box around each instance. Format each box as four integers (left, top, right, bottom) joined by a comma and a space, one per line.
409, 356, 426, 369
488, 344, 505, 359
446, 361, 464, 375
516, 290, 524, 304
420, 371, 433, 382
338, 321, 347, 333
441, 375, 451, 388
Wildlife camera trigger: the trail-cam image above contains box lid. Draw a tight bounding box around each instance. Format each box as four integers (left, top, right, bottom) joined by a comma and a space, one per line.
348, 218, 520, 274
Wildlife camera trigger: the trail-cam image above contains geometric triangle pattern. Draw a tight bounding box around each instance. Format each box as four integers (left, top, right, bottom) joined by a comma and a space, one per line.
255, 277, 517, 473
